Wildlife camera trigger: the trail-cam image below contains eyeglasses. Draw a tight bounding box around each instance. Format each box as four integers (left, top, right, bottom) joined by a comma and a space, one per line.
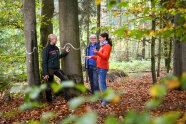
90, 38, 97, 39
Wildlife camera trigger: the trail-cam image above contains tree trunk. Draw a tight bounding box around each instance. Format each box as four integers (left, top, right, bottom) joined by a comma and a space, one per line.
164, 39, 168, 72
157, 13, 162, 77
125, 40, 129, 62
173, 13, 186, 76
96, 4, 101, 39
59, 0, 83, 84
23, 0, 41, 87
149, 42, 151, 59
40, 0, 54, 74
151, 0, 157, 83
167, 38, 173, 72
40, 0, 54, 48
164, 38, 173, 73
136, 41, 139, 59
86, 0, 90, 83
142, 36, 146, 59
157, 37, 162, 77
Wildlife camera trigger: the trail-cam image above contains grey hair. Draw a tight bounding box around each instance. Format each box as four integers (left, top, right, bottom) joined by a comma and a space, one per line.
89, 34, 97, 38
48, 34, 57, 42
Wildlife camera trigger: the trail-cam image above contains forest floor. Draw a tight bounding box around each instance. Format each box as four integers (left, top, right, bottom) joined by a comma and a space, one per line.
0, 72, 185, 123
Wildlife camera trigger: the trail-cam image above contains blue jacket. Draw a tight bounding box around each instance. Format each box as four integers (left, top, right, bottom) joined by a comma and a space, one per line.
85, 43, 100, 69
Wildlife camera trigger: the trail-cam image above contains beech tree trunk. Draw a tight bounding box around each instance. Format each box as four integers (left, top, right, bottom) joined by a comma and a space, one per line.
40, 0, 54, 72
40, 0, 54, 48
142, 36, 146, 59
23, 0, 41, 87
157, 13, 162, 77
173, 13, 186, 76
151, 0, 157, 83
59, 0, 83, 84
157, 37, 162, 77
96, 4, 101, 39
86, 0, 90, 83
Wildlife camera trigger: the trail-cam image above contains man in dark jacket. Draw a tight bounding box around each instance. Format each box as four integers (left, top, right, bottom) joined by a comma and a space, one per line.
42, 34, 70, 103
85, 34, 100, 94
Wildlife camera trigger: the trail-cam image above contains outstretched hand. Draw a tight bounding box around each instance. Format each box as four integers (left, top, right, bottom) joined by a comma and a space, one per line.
93, 48, 97, 53
85, 56, 91, 59
65, 46, 70, 53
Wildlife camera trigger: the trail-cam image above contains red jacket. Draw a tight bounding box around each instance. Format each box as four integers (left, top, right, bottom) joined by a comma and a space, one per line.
91, 44, 112, 69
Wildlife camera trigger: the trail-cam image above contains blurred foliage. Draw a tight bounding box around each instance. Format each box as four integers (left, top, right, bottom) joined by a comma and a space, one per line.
159, 73, 186, 90
103, 0, 185, 42
0, 74, 185, 123
0, 0, 23, 29
0, 28, 26, 83
0, 0, 186, 123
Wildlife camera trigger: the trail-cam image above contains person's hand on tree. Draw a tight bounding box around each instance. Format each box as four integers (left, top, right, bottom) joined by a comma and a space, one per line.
85, 56, 91, 59
44, 75, 49, 80
65, 46, 70, 53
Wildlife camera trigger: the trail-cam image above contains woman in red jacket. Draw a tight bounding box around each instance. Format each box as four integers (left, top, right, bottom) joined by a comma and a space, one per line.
86, 32, 112, 105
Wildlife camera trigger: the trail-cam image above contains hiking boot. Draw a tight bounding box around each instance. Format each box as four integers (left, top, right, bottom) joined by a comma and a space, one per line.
46, 90, 52, 102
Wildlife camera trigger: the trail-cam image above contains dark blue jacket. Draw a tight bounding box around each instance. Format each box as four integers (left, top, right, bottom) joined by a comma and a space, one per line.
42, 43, 68, 76
85, 43, 100, 69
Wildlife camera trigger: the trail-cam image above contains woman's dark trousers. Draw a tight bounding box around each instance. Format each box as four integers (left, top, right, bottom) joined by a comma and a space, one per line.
46, 69, 69, 102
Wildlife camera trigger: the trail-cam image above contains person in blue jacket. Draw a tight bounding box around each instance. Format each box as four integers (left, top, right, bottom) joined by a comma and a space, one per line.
42, 34, 70, 103
85, 34, 100, 94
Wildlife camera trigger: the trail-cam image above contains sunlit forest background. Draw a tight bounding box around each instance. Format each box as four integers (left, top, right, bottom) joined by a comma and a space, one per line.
0, 0, 185, 123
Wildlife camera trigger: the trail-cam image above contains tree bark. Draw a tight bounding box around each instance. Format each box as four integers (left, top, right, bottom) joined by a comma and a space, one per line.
136, 41, 140, 59
157, 37, 162, 77
149, 42, 151, 59
96, 4, 101, 39
59, 0, 83, 84
168, 38, 173, 72
151, 0, 157, 83
164, 38, 173, 73
40, 0, 54, 74
86, 0, 90, 83
173, 13, 186, 76
40, 0, 54, 48
157, 14, 162, 77
125, 40, 129, 62
23, 0, 41, 87
142, 36, 146, 59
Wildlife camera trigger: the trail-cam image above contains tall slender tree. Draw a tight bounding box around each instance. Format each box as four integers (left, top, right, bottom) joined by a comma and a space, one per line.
23, 0, 41, 86
59, 0, 83, 84
151, 0, 157, 83
142, 36, 146, 59
96, 4, 101, 39
157, 13, 162, 77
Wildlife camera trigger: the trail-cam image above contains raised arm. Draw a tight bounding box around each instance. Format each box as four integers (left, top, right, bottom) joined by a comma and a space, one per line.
59, 46, 70, 58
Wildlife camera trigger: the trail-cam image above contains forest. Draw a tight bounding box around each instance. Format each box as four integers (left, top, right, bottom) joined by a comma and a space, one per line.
0, 0, 185, 123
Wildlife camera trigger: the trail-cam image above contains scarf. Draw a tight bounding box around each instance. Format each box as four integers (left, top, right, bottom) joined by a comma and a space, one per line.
100, 40, 108, 47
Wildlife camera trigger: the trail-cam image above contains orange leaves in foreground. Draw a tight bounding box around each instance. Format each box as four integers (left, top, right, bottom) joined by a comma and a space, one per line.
0, 72, 186, 123
125, 30, 131, 36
